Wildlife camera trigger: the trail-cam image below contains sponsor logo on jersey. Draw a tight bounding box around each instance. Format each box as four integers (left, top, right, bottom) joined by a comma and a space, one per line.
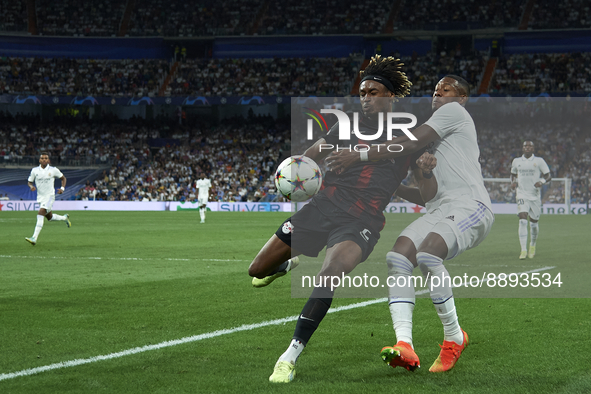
446, 215, 455, 221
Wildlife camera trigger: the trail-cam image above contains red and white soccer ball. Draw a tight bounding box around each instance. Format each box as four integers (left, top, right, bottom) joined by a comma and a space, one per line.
274, 155, 323, 202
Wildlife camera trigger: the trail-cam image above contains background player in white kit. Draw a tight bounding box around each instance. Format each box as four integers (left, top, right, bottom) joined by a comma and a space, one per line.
196, 173, 212, 223
510, 141, 551, 259
327, 75, 494, 373
26, 152, 71, 245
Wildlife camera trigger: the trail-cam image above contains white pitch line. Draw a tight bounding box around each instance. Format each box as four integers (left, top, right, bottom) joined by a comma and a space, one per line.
0, 266, 556, 382
0, 255, 249, 263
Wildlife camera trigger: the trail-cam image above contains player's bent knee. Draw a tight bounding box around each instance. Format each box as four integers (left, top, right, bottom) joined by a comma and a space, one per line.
248, 258, 268, 278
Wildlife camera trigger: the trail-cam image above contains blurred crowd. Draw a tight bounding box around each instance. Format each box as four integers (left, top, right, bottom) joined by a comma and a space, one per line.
166, 57, 360, 97
395, 0, 524, 30
128, 0, 262, 37
72, 115, 288, 202
257, 0, 389, 35
529, 0, 591, 30
0, 57, 169, 97
401, 50, 485, 96
491, 53, 591, 95
36, 0, 125, 37
0, 0, 27, 32
4, 51, 591, 98
3, 0, 591, 36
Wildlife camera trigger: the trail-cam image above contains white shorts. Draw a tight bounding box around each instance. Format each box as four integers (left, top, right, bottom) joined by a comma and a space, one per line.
38, 195, 55, 213
198, 196, 208, 206
516, 198, 542, 221
399, 198, 495, 260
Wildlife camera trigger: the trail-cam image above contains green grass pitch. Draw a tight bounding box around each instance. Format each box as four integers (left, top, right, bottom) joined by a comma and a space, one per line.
0, 211, 589, 393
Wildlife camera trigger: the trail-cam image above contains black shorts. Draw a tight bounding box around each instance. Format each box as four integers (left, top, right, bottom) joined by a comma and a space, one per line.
275, 197, 380, 262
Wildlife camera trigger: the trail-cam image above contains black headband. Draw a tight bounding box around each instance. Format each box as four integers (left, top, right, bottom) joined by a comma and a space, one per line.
360, 75, 395, 93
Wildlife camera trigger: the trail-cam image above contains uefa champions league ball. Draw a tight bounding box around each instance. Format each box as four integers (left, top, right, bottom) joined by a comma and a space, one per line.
274, 155, 323, 202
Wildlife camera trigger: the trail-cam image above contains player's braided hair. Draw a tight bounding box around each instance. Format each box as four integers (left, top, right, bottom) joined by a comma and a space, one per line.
359, 55, 412, 97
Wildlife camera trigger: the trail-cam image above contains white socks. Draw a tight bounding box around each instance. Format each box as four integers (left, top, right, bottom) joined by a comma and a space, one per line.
529, 221, 539, 246
387, 252, 416, 347
417, 252, 463, 345
50, 213, 66, 221
32, 215, 44, 239
200, 208, 205, 221
278, 339, 304, 365
518, 219, 528, 251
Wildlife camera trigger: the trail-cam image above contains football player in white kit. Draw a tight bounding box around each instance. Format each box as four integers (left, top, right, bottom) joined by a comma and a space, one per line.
196, 173, 212, 223
510, 141, 551, 259
327, 75, 494, 373
26, 152, 71, 245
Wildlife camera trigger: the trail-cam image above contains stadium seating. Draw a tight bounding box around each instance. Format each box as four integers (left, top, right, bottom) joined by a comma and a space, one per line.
0, 0, 27, 32
36, 0, 125, 36
166, 57, 359, 97
127, 0, 263, 37
394, 0, 525, 30
490, 53, 591, 95
256, 0, 390, 35
529, 0, 591, 30
0, 57, 169, 96
2, 0, 591, 36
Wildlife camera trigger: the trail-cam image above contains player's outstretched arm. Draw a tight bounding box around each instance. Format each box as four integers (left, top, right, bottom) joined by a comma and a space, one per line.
326, 124, 440, 172
303, 138, 334, 163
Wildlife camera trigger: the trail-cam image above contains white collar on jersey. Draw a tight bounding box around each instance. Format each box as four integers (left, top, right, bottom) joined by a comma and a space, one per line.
521, 154, 535, 161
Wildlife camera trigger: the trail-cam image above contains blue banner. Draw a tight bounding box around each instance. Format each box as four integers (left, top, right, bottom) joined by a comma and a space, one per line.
0, 35, 165, 59
213, 36, 365, 58
2, 93, 589, 106
0, 94, 288, 106
504, 30, 591, 54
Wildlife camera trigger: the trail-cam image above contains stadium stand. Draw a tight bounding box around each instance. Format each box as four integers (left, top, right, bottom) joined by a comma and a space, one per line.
0, 113, 288, 203
0, 0, 28, 32
529, 0, 591, 30
128, 0, 263, 37
256, 0, 391, 35
166, 57, 361, 97
3, 0, 591, 36
394, 0, 526, 30
0, 57, 170, 96
36, 0, 125, 37
401, 51, 486, 96
490, 53, 591, 95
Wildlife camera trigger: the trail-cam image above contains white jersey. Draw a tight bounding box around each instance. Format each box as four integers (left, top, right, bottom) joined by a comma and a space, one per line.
511, 154, 550, 201
423, 101, 492, 213
196, 178, 212, 199
28, 165, 63, 201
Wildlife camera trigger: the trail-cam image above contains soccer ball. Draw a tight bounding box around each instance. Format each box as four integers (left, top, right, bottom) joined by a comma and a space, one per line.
274, 155, 322, 202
